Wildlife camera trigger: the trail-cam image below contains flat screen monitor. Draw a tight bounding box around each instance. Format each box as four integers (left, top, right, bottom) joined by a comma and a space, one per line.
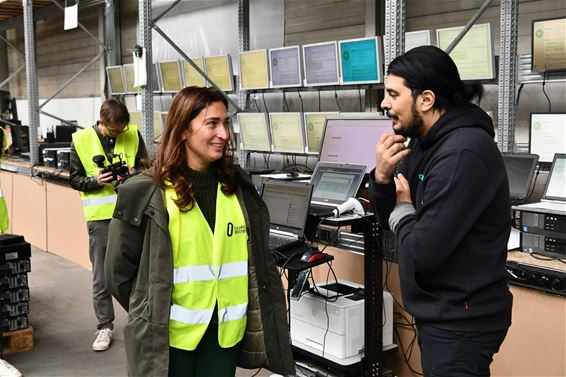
158, 60, 183, 93
122, 64, 137, 94
129, 111, 141, 129
182, 58, 206, 87
502, 153, 539, 203
529, 112, 566, 163
237, 113, 271, 152
268, 112, 305, 154
339, 112, 383, 119
129, 111, 163, 140
319, 117, 393, 173
532, 17, 566, 72
205, 55, 234, 92
302, 41, 340, 86
160, 112, 168, 132
436, 23, 495, 80
405, 30, 433, 52
303, 112, 339, 154
338, 36, 383, 84
106, 66, 126, 95
545, 154, 566, 200
239, 49, 270, 90
269, 46, 302, 88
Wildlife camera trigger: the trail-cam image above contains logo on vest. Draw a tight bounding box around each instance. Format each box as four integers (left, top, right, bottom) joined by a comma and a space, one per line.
227, 222, 247, 237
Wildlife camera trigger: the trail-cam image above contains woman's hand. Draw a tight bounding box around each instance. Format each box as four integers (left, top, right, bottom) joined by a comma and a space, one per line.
393, 173, 412, 204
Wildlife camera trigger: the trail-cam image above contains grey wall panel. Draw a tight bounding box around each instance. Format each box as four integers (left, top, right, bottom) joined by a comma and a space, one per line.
284, 0, 365, 45
7, 11, 101, 99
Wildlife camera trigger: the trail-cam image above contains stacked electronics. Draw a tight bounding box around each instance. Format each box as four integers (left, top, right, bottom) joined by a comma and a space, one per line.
512, 154, 566, 257
0, 234, 31, 333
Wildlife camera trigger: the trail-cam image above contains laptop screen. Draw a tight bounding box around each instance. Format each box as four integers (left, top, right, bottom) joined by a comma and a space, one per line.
261, 180, 313, 236
544, 154, 566, 201
502, 153, 539, 203
310, 162, 367, 205
319, 117, 392, 173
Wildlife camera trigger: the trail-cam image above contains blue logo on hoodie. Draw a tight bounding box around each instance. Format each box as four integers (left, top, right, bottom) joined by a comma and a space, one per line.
418, 173, 425, 181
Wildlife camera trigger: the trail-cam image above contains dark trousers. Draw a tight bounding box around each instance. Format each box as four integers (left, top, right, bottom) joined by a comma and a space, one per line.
87, 220, 114, 330
168, 324, 240, 377
416, 322, 508, 377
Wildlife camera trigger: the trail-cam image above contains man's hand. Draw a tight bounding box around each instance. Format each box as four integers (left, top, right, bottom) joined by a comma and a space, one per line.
393, 173, 412, 204
375, 131, 410, 184
96, 170, 114, 186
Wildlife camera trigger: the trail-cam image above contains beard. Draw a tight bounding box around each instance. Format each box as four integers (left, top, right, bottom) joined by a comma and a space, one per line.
389, 101, 424, 139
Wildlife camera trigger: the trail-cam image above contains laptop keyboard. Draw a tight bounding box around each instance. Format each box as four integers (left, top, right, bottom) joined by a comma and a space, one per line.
269, 235, 301, 251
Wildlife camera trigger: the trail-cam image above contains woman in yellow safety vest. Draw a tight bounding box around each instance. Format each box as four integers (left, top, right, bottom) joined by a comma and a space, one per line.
105, 86, 295, 377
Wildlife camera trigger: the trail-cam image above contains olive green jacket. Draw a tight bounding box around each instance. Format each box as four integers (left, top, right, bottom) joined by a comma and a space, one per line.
105, 168, 295, 377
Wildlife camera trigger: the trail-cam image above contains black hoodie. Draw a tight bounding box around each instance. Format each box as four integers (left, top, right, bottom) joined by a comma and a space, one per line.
370, 104, 512, 331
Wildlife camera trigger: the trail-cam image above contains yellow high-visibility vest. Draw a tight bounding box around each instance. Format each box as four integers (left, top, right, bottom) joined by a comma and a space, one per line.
72, 125, 138, 221
0, 127, 8, 232
167, 184, 249, 350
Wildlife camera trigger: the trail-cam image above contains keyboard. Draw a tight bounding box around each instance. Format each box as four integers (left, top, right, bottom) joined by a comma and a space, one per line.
268, 235, 302, 252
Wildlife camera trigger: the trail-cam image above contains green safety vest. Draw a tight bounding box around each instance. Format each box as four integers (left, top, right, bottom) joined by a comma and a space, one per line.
72, 125, 139, 221
0, 127, 8, 232
166, 184, 249, 350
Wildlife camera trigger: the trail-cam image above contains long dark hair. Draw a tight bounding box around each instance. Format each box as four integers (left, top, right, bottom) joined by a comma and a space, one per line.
151, 86, 238, 211
387, 45, 484, 111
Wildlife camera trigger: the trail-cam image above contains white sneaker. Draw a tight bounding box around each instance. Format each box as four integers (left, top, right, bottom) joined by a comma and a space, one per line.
0, 359, 23, 377
92, 328, 113, 352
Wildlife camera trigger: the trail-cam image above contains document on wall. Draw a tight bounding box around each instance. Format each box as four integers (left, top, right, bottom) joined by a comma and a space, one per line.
64, 4, 78, 30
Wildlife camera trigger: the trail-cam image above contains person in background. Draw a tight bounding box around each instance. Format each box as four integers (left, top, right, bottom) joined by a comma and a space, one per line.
69, 99, 147, 352
0, 126, 23, 377
105, 86, 295, 377
370, 46, 512, 376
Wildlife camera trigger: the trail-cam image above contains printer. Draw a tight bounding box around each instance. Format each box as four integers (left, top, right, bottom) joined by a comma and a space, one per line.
290, 279, 393, 366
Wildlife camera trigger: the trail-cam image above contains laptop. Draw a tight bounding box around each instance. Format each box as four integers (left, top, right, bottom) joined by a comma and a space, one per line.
502, 153, 539, 205
513, 153, 566, 216
308, 161, 367, 216
261, 179, 314, 252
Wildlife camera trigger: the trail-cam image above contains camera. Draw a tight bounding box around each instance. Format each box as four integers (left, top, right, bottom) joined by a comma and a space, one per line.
92, 154, 129, 181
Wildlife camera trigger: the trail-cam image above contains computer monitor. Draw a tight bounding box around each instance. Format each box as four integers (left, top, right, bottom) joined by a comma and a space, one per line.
268, 112, 305, 154
436, 23, 495, 80
319, 117, 393, 173
182, 58, 206, 87
205, 55, 234, 92
160, 112, 168, 132
239, 49, 270, 90
55, 124, 77, 142
338, 36, 383, 84
106, 66, 126, 95
122, 64, 137, 94
237, 113, 271, 152
303, 112, 339, 154
129, 111, 163, 141
502, 153, 539, 204
158, 60, 183, 93
405, 30, 433, 52
129, 111, 142, 128
302, 41, 340, 86
531, 17, 566, 72
9, 124, 29, 154
269, 46, 302, 88
150, 63, 162, 93
529, 112, 566, 163
0, 90, 11, 114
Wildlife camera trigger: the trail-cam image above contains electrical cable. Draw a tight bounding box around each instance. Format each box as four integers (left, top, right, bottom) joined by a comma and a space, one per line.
358, 85, 362, 112
297, 89, 304, 113
541, 72, 552, 112
334, 87, 343, 112
262, 91, 269, 115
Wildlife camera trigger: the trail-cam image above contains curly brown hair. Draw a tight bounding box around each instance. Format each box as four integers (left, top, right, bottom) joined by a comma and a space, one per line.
151, 86, 238, 211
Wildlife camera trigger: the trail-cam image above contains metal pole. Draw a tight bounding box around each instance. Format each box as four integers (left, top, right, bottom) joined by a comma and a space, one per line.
152, 25, 243, 113
236, 0, 250, 166
139, 0, 154, 156
0, 65, 25, 90
384, 0, 404, 71
23, 0, 40, 165
445, 0, 494, 54
497, 0, 518, 152
39, 51, 104, 109
104, 0, 120, 68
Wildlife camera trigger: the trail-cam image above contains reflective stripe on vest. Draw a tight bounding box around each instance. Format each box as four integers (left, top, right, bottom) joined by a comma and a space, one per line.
167, 184, 249, 350
72, 125, 138, 221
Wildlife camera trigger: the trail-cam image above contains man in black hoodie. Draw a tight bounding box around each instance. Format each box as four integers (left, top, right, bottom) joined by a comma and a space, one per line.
369, 46, 512, 376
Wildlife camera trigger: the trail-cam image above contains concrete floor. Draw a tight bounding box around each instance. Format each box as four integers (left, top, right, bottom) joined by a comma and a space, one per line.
2, 246, 277, 377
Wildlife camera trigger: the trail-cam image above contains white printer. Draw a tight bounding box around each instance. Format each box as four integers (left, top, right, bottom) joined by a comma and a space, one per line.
290, 279, 393, 366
